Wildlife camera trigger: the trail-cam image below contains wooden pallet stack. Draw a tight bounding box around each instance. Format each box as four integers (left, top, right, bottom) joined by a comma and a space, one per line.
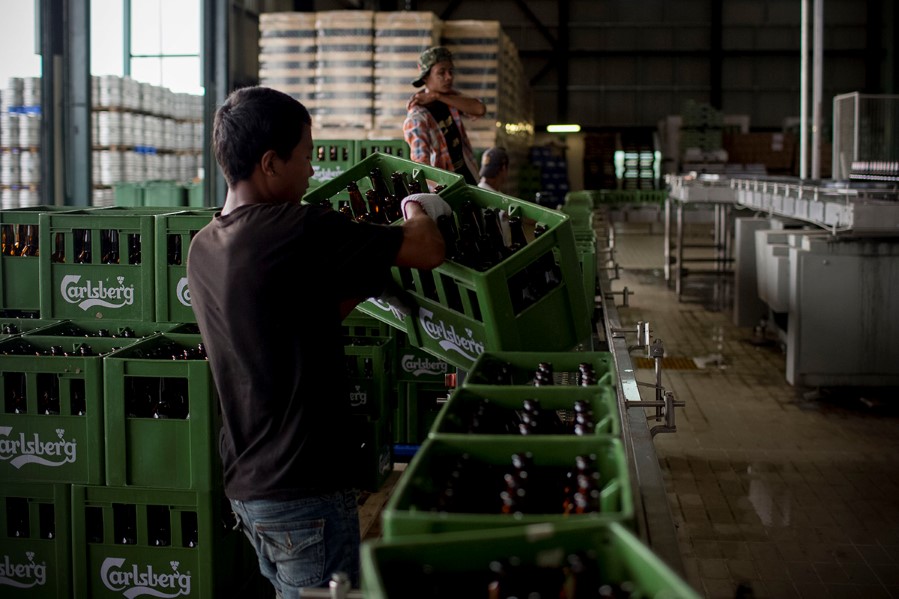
314, 10, 375, 134
371, 11, 442, 140
258, 12, 317, 114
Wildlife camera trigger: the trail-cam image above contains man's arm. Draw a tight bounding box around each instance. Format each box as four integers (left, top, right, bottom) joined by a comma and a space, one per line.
409, 89, 486, 118
395, 202, 445, 269
403, 114, 433, 166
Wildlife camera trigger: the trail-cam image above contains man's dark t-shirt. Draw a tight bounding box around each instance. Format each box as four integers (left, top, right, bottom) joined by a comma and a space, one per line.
187, 202, 404, 501
426, 101, 478, 185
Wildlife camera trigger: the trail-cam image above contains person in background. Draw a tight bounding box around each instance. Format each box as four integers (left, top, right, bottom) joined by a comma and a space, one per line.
477, 146, 510, 193
187, 85, 447, 597
403, 46, 485, 185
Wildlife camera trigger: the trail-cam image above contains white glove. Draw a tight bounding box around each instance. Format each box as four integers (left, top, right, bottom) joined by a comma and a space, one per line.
401, 193, 452, 221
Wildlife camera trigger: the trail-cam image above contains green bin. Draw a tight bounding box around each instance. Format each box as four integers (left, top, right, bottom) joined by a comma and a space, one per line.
309, 139, 356, 190
0, 482, 72, 598
429, 385, 620, 438
361, 521, 701, 599
71, 485, 258, 598
357, 139, 409, 161
103, 333, 221, 491
463, 350, 615, 388
153, 210, 215, 323
381, 435, 633, 539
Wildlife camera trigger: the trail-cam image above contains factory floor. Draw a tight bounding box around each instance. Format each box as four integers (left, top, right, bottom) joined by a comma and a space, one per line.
611, 222, 899, 599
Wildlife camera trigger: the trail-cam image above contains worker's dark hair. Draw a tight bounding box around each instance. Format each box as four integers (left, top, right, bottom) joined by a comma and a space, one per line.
213, 86, 312, 187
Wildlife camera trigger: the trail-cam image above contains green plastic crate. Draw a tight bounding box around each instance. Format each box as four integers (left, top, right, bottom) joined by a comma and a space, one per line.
103, 333, 222, 491
349, 414, 393, 492
37, 207, 179, 322
0, 336, 108, 484
577, 238, 598, 321
361, 521, 701, 599
23, 319, 174, 341
356, 185, 591, 370
381, 436, 633, 539
357, 139, 409, 161
1, 206, 75, 311
113, 182, 145, 207
0, 482, 72, 597
144, 181, 186, 208
302, 152, 465, 212
0, 317, 63, 340
71, 485, 258, 599
183, 182, 205, 208
153, 210, 214, 324
463, 351, 615, 388
345, 335, 395, 418
429, 385, 620, 438
309, 139, 357, 190
393, 380, 449, 445
342, 308, 394, 340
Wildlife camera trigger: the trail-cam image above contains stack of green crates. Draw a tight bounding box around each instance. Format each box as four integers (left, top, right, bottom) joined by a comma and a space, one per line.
341, 309, 398, 491
364, 349, 699, 597
392, 331, 451, 446
308, 139, 357, 190
0, 204, 269, 597
562, 193, 598, 320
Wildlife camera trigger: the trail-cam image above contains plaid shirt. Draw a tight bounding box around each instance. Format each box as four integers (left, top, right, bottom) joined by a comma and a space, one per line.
403, 103, 479, 183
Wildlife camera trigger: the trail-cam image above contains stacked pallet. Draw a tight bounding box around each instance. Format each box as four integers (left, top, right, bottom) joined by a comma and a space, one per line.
258, 12, 317, 113
371, 11, 441, 139
314, 11, 375, 131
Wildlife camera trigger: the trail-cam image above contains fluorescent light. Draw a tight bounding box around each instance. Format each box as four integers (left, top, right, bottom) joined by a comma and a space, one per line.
546, 124, 581, 133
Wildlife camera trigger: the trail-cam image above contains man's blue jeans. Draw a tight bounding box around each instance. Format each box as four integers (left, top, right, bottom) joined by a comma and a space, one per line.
230, 490, 360, 598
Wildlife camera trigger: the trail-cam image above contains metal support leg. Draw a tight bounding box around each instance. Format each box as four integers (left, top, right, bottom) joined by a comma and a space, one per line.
664, 196, 672, 282
675, 202, 685, 299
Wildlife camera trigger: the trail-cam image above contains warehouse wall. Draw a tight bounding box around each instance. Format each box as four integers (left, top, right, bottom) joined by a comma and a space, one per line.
309, 0, 891, 133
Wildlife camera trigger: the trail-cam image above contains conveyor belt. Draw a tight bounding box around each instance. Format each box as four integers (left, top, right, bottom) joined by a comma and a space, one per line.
593, 213, 686, 577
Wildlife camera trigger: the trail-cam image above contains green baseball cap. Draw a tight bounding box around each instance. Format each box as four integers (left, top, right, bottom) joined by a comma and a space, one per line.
412, 46, 454, 88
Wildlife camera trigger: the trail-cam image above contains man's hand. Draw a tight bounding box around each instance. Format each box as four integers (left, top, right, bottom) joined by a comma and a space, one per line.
401, 193, 452, 221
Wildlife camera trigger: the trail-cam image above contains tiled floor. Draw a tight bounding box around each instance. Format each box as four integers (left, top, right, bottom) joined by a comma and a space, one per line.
611, 225, 899, 598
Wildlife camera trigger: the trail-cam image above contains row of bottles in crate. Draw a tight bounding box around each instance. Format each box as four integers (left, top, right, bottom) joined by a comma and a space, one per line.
395, 552, 638, 599
0, 224, 192, 265
6, 496, 201, 549
432, 452, 606, 516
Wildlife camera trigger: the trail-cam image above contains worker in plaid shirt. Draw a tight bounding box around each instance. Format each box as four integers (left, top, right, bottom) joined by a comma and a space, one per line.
403, 46, 485, 186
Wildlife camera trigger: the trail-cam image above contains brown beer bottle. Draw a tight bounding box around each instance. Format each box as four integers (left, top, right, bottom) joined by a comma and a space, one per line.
365, 189, 389, 224
19, 225, 39, 257
50, 232, 65, 262
102, 229, 121, 264
390, 171, 410, 201
346, 181, 368, 221
368, 168, 392, 203
507, 216, 528, 253
75, 229, 92, 263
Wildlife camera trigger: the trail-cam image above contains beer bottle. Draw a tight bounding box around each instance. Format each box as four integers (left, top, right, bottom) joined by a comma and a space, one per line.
482, 208, 509, 263
75, 229, 92, 263
50, 232, 65, 262
436, 214, 460, 261
167, 233, 181, 266
365, 189, 389, 224
127, 233, 141, 264
148, 505, 171, 547
316, 146, 325, 161
346, 181, 368, 221
337, 200, 354, 221
12, 224, 26, 256
434, 184, 447, 193
114, 504, 137, 545
0, 225, 13, 255
507, 216, 528, 253
382, 193, 402, 222
456, 223, 481, 268
20, 224, 38, 257
329, 146, 338, 161
390, 171, 410, 201
183, 511, 199, 548
39, 504, 55, 540
368, 168, 392, 202
408, 179, 423, 194
459, 200, 483, 237
71, 381, 86, 416
102, 229, 120, 264
7, 498, 30, 538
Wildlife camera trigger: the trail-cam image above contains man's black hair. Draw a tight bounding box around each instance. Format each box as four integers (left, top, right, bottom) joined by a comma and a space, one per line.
213, 86, 312, 187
